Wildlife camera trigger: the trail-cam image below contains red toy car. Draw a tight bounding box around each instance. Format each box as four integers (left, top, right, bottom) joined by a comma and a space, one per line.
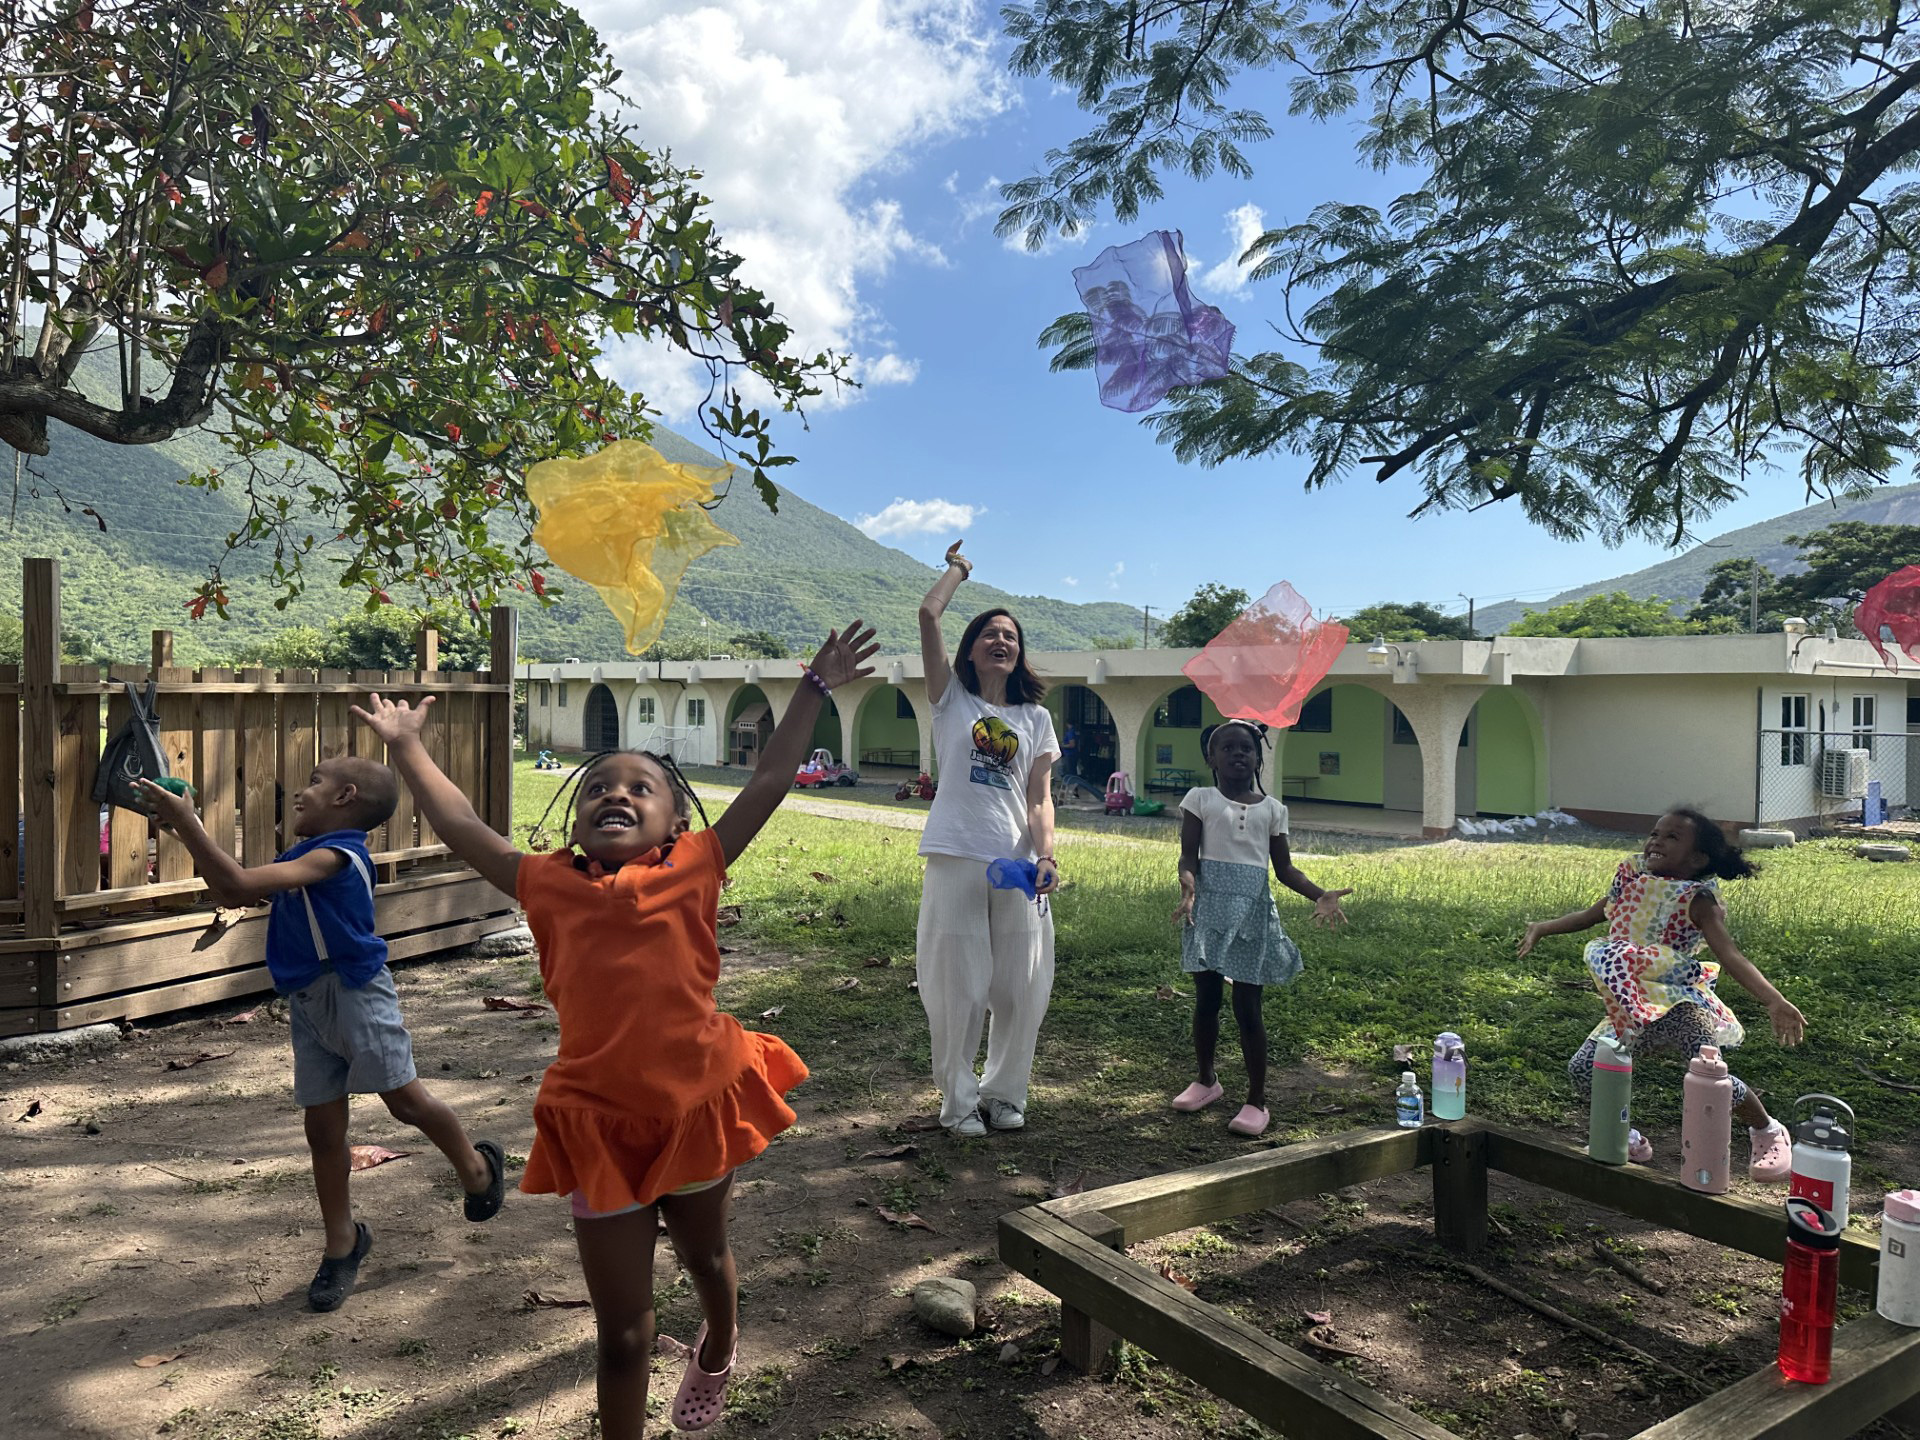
794, 748, 859, 789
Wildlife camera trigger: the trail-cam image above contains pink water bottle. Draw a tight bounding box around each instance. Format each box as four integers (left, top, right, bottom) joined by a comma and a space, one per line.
1681, 1046, 1733, 1193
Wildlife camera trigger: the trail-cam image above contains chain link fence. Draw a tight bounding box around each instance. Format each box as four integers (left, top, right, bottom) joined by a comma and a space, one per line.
1755, 728, 1919, 831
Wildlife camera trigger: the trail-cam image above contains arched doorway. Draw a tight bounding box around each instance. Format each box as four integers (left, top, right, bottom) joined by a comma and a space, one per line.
1057, 684, 1117, 784
727, 685, 772, 767
1275, 684, 1387, 807
584, 684, 621, 752
1136, 682, 1222, 795
1469, 688, 1546, 817
856, 686, 920, 773
1383, 703, 1472, 815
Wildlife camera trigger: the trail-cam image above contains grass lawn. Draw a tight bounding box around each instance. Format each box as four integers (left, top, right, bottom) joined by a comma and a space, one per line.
506, 755, 1920, 1180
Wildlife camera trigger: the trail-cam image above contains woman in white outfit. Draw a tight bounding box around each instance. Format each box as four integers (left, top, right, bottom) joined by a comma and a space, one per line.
916, 542, 1060, 1137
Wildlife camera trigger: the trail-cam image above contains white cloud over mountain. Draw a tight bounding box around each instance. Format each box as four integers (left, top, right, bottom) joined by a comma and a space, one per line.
856, 498, 983, 539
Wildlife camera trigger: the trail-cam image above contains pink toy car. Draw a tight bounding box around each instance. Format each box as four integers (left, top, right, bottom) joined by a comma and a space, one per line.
1104, 770, 1135, 815
793, 748, 859, 789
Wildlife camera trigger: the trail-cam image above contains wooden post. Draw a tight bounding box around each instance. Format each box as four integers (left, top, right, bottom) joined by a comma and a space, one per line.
239, 669, 278, 866
415, 627, 439, 673
0, 662, 18, 903
22, 559, 60, 941
1431, 1124, 1489, 1254
1059, 1209, 1125, 1374
487, 607, 516, 839
105, 666, 153, 891
57, 663, 101, 895
151, 633, 195, 887
196, 668, 238, 869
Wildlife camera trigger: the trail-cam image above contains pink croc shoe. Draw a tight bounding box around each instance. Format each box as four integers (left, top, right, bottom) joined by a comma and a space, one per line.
1627, 1129, 1653, 1164
1171, 1081, 1224, 1113
671, 1322, 737, 1432
1748, 1120, 1793, 1183
1227, 1105, 1270, 1137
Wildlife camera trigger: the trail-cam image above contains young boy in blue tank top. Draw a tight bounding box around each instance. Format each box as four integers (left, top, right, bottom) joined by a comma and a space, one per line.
140, 757, 505, 1312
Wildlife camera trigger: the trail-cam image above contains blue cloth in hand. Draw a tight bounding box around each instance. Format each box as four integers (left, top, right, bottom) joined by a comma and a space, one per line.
986, 857, 1039, 900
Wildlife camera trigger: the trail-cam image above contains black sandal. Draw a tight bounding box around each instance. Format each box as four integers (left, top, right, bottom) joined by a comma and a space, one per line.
465, 1139, 506, 1222
307, 1222, 372, 1312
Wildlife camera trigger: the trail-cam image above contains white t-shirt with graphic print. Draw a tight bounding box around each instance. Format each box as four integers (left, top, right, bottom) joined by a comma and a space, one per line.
918, 682, 1060, 864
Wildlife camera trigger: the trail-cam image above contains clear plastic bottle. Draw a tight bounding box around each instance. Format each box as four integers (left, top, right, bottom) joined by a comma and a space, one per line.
1395, 1071, 1424, 1129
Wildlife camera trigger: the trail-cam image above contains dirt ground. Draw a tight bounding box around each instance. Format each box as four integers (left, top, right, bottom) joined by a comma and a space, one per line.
4, 938, 1916, 1440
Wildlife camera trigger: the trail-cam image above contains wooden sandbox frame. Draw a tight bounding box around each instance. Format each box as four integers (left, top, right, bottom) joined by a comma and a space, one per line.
999, 1119, 1920, 1440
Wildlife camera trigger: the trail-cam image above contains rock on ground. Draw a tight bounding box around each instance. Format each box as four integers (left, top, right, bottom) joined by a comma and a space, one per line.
912, 1277, 978, 1338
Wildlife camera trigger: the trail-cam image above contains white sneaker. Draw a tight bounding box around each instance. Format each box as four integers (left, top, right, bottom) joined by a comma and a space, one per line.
948, 1112, 987, 1138
982, 1099, 1025, 1131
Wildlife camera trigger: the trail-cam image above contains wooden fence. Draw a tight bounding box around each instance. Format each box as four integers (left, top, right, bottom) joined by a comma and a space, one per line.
0, 558, 522, 1036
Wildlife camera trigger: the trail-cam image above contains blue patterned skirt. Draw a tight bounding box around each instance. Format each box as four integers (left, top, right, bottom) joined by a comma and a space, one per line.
1181, 858, 1303, 988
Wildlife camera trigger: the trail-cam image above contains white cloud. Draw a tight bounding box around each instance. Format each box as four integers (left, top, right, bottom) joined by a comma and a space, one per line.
1195, 203, 1268, 298
859, 353, 921, 386
579, 2, 1012, 412
856, 498, 984, 540
1107, 561, 1125, 590
1061, 576, 1080, 588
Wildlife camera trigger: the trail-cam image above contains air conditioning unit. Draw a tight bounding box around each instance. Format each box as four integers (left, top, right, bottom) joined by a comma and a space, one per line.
1818, 748, 1870, 799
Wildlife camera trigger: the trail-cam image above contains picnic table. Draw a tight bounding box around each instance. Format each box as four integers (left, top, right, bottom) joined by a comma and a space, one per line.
1148, 766, 1196, 793
1280, 773, 1319, 797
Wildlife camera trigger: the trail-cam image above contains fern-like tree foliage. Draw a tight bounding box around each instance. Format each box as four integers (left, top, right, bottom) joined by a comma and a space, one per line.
3, 0, 842, 613
1003, 0, 1920, 546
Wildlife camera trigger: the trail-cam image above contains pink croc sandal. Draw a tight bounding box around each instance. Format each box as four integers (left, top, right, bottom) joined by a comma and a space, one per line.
1748, 1120, 1793, 1183
671, 1322, 737, 1432
1227, 1104, 1270, 1137
1627, 1128, 1653, 1164
1171, 1081, 1224, 1113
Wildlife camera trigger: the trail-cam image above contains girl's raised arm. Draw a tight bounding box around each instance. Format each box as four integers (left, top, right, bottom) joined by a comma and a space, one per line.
711, 622, 879, 865
1516, 899, 1606, 957
352, 694, 524, 899
1690, 894, 1806, 1046
918, 541, 969, 706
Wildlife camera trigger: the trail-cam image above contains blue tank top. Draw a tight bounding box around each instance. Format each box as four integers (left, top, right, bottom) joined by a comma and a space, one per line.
266, 831, 385, 993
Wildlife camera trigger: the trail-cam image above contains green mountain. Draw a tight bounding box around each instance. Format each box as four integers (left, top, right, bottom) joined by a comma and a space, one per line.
1473, 481, 1920, 633
0, 355, 1141, 663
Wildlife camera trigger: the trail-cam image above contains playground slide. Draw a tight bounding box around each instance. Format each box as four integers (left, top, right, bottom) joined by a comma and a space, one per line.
1056, 772, 1102, 801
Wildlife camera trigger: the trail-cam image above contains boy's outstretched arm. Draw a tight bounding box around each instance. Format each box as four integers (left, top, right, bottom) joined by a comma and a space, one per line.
134, 779, 346, 906
352, 694, 524, 898
713, 621, 879, 865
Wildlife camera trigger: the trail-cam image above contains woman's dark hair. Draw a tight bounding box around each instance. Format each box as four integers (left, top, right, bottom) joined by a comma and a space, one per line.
1668, 806, 1760, 881
527, 749, 708, 851
1200, 719, 1269, 796
953, 608, 1048, 705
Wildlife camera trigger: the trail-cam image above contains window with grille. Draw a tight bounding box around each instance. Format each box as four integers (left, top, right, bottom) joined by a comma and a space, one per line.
537, 682, 550, 706
1294, 689, 1332, 733
688, 698, 707, 727
1780, 694, 1808, 766
558, 683, 569, 708
636, 697, 656, 725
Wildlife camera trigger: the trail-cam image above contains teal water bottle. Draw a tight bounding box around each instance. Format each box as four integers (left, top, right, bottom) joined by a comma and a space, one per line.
1432, 1032, 1466, 1121
1587, 1035, 1633, 1165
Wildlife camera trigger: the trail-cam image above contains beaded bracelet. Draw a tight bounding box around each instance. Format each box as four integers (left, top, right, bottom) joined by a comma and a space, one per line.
799, 664, 832, 696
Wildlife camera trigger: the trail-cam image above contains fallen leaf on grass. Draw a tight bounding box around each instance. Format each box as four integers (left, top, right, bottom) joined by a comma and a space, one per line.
216, 1006, 261, 1026
348, 1145, 414, 1171
860, 1144, 918, 1161
1309, 1104, 1345, 1115
1302, 1310, 1333, 1326
829, 976, 861, 993
17, 1099, 43, 1121
897, 1115, 943, 1133
482, 996, 548, 1013
164, 1050, 235, 1071
1153, 984, 1180, 1001
759, 1006, 784, 1020
523, 1289, 592, 1310
654, 1334, 691, 1358
863, 955, 891, 968
717, 905, 743, 928
134, 1351, 185, 1368
875, 1206, 936, 1233
791, 909, 822, 926
1040, 1356, 1061, 1376
809, 871, 837, 883
1391, 1045, 1415, 1065
1157, 1261, 1197, 1291
1302, 1328, 1364, 1360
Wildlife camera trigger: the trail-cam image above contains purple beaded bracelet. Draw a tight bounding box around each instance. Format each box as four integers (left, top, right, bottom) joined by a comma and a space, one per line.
799, 664, 832, 696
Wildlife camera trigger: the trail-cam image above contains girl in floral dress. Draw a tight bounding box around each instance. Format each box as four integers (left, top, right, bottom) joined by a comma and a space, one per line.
1520, 808, 1806, 1179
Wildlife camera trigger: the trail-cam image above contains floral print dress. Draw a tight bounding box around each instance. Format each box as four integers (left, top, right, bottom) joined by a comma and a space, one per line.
1581, 857, 1744, 1051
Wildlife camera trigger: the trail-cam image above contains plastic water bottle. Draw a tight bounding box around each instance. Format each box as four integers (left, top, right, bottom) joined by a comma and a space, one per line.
1878, 1190, 1920, 1328
1395, 1072, 1424, 1129
1789, 1094, 1856, 1222
1587, 1035, 1632, 1166
1431, 1032, 1466, 1122
1779, 1197, 1843, 1384
1681, 1045, 1733, 1193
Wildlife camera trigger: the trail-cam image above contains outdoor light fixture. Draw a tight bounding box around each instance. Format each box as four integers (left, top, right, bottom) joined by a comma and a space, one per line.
887, 661, 906, 686
1783, 616, 1810, 637
1366, 636, 1394, 667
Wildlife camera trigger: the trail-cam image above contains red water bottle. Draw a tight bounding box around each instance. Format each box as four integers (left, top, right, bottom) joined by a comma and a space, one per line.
1779, 1196, 1843, 1383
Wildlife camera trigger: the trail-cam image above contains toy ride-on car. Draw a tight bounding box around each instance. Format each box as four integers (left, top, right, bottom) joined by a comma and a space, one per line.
794, 748, 859, 789
1104, 770, 1135, 815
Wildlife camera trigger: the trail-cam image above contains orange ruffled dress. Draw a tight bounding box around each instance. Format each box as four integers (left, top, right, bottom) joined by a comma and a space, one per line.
516, 827, 808, 1210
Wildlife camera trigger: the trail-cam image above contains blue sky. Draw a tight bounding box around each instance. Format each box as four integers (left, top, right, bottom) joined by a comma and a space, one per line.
584, 2, 1825, 627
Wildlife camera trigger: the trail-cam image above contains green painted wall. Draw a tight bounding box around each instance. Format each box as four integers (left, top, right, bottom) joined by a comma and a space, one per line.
1279, 685, 1386, 805
1472, 688, 1543, 816
857, 689, 922, 767
810, 696, 842, 758
1138, 687, 1227, 785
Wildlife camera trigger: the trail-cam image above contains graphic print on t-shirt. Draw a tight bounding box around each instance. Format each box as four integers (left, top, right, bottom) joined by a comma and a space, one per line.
969, 715, 1021, 790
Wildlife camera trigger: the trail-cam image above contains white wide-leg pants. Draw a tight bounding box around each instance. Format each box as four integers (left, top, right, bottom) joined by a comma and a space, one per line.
916, 855, 1057, 1128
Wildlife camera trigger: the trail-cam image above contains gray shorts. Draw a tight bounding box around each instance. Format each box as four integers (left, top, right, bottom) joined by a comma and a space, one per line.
287, 968, 418, 1108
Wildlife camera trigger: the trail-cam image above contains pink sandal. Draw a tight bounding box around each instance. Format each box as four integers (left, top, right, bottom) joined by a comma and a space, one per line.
671, 1322, 737, 1432
1171, 1081, 1224, 1112
1227, 1104, 1270, 1137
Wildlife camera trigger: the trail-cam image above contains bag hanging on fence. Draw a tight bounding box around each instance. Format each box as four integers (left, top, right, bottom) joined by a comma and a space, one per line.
92, 681, 172, 814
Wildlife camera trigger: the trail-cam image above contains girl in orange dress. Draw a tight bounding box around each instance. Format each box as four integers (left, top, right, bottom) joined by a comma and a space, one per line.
355, 620, 878, 1438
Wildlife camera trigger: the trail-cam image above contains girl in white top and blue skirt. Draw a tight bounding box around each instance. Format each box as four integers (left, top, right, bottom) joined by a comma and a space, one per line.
1172, 720, 1352, 1137
914, 543, 1060, 1137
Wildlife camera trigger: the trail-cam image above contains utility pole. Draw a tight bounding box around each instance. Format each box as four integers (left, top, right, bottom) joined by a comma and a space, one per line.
1457, 593, 1476, 637
1142, 605, 1152, 648
1749, 557, 1760, 633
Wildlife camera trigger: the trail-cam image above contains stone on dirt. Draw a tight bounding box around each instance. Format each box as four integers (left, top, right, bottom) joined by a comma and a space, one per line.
0, 1023, 121, 1063
473, 925, 536, 957
911, 1277, 978, 1338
